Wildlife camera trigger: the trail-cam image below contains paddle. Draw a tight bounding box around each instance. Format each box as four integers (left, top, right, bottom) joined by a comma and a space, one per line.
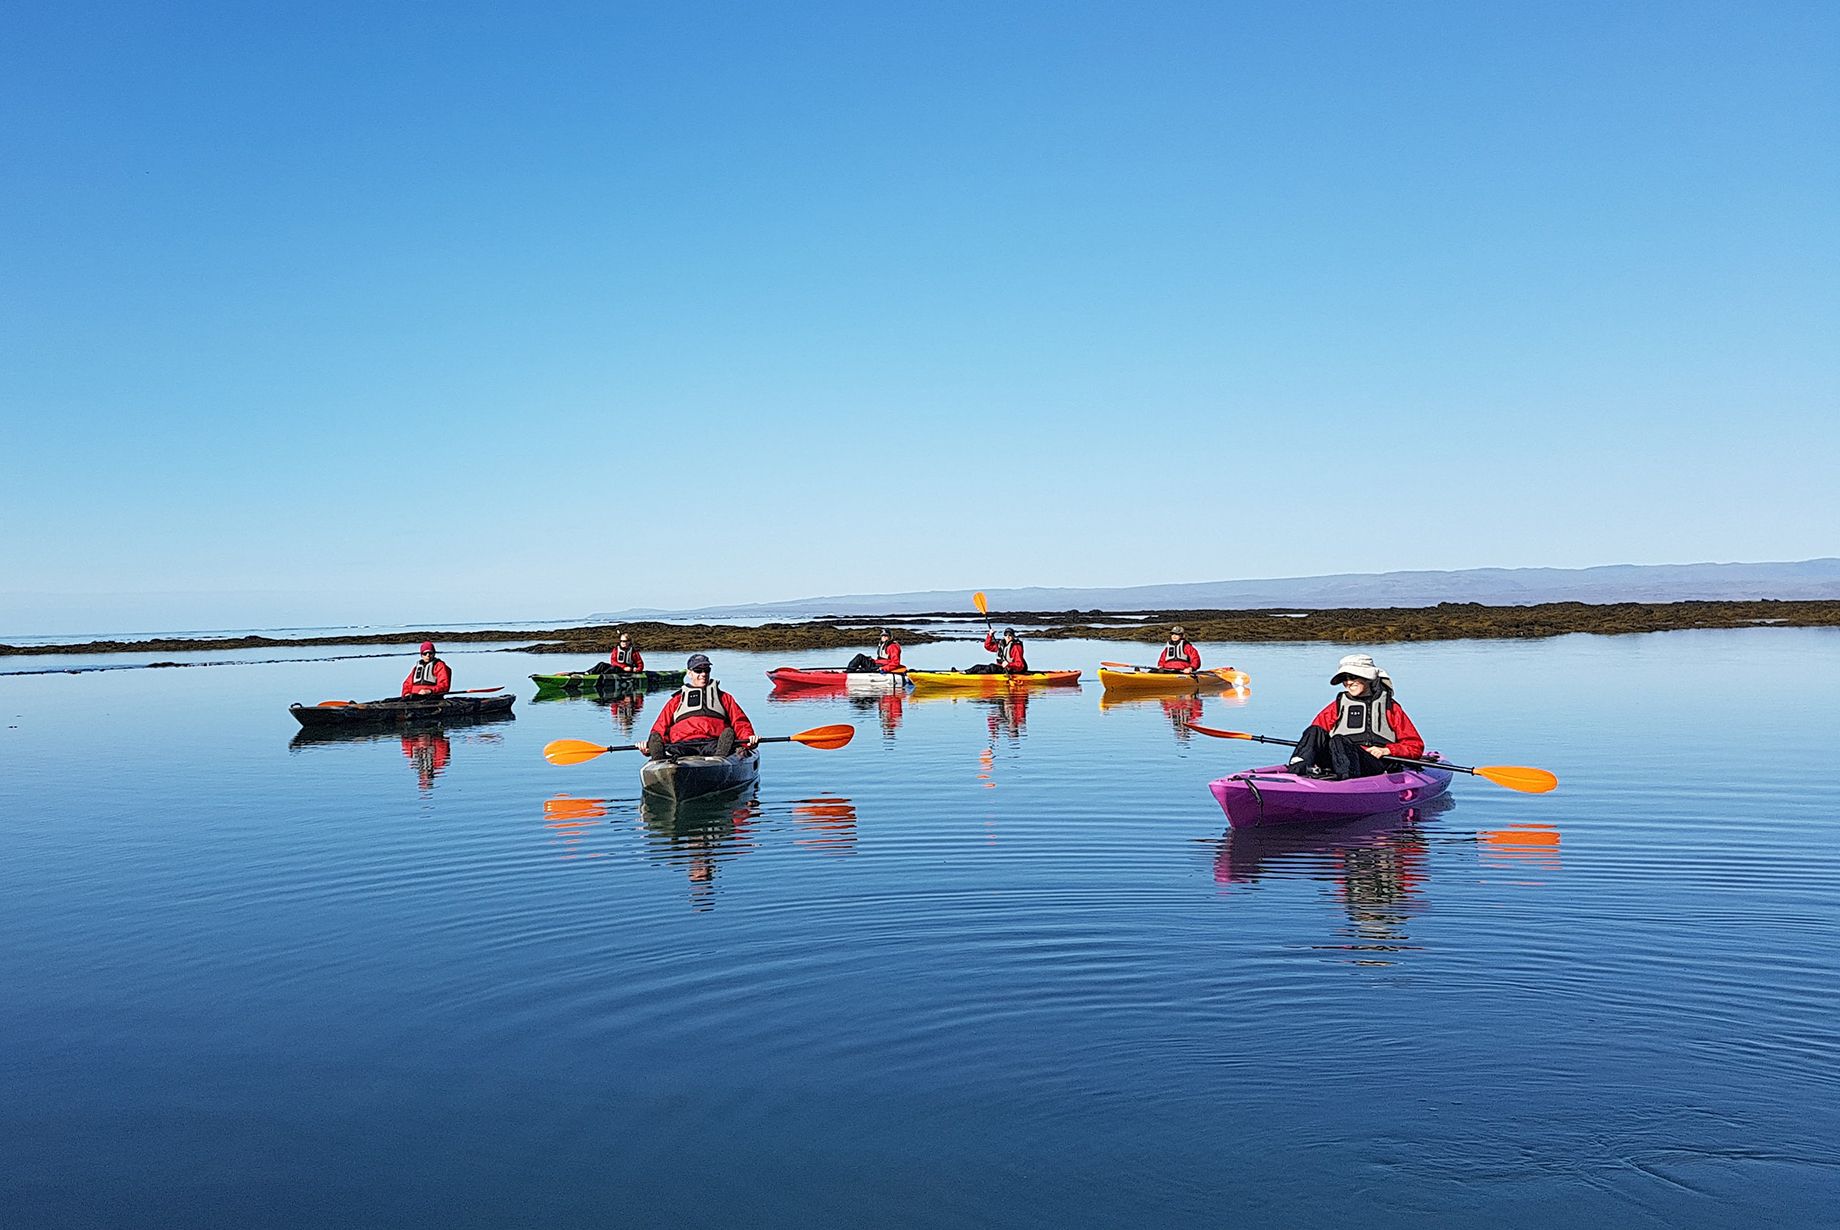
1179, 722, 1558, 794
318, 687, 504, 708
973, 590, 993, 638
543, 723, 856, 766
1101, 659, 1195, 675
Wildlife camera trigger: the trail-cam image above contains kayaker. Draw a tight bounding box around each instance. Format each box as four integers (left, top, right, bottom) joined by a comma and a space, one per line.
1286, 654, 1423, 779
644, 654, 760, 760
974, 627, 1029, 674
401, 642, 452, 697
591, 631, 645, 675
1156, 626, 1201, 673
846, 629, 904, 674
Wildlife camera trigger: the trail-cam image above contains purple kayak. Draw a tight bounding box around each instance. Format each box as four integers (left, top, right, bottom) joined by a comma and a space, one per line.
1208, 761, 1453, 830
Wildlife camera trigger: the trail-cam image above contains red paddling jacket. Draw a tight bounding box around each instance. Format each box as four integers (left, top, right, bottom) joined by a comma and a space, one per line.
1309, 691, 1424, 760
1157, 639, 1201, 670
610, 644, 645, 672
650, 681, 757, 744
983, 633, 1029, 673
402, 657, 452, 696
874, 638, 903, 671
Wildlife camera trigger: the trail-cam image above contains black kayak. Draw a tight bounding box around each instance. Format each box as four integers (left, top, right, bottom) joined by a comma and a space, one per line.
639, 748, 760, 800
289, 693, 517, 730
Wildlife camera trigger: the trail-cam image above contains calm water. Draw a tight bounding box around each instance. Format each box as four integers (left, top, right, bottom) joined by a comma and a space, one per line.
3, 630, 1836, 1227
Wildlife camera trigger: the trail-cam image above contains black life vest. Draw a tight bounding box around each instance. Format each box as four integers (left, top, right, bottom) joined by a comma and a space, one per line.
411, 658, 443, 687
666, 681, 731, 737
1330, 689, 1398, 745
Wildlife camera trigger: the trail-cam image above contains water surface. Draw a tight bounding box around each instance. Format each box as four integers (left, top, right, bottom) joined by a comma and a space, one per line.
2, 631, 1835, 1226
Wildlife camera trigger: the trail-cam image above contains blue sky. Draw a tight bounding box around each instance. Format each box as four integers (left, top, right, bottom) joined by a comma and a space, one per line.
3, 1, 1835, 634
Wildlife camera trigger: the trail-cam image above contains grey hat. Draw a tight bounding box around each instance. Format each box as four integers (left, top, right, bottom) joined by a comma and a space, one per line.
1330, 653, 1381, 684
1170, 626, 1185, 637
686, 653, 712, 672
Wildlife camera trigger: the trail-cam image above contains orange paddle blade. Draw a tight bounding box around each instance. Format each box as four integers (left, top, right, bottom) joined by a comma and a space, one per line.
1474, 765, 1559, 794
972, 591, 988, 615
790, 724, 855, 750
543, 738, 614, 766
1100, 661, 1143, 671
317, 700, 358, 708
1182, 722, 1255, 740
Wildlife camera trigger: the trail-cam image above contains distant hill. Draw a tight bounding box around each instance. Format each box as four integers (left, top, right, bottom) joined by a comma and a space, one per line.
589, 559, 1840, 620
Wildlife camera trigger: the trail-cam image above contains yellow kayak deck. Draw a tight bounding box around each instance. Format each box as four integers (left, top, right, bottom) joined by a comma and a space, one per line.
906, 669, 1082, 689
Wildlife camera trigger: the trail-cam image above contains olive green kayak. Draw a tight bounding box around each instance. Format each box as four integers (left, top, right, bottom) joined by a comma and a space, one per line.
530, 669, 685, 696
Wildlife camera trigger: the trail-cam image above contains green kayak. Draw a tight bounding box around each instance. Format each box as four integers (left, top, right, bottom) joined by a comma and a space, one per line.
530, 669, 685, 697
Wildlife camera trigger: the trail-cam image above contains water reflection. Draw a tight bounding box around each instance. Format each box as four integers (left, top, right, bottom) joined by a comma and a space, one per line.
288, 716, 510, 790
766, 687, 906, 738
791, 796, 859, 855
1097, 690, 1250, 743
543, 794, 610, 859
638, 790, 762, 910
1477, 823, 1563, 878
1214, 795, 1456, 964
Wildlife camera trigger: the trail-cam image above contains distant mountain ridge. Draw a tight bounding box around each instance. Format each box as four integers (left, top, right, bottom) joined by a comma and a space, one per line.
590, 559, 1840, 620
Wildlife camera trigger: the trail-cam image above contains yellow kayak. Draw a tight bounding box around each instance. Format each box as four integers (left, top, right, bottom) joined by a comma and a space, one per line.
907, 669, 1082, 689
1097, 666, 1249, 695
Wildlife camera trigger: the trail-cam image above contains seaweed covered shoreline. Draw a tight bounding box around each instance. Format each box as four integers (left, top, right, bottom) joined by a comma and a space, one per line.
4, 600, 1838, 660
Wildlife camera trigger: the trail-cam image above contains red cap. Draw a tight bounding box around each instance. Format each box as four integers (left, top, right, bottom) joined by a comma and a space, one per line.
419, 642, 435, 653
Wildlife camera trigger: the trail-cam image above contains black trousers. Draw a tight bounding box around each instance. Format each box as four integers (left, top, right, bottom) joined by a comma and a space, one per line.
1290, 726, 1390, 779
846, 653, 878, 672
644, 731, 737, 759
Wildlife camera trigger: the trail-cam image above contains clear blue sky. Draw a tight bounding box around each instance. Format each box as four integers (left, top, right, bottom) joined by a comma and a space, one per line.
4, 1, 1835, 634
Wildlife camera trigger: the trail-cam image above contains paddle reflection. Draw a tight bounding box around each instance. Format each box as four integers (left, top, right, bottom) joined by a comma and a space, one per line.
1214, 795, 1456, 964
766, 687, 906, 738
791, 796, 859, 855
543, 794, 610, 859
639, 790, 762, 910
1477, 823, 1563, 878
288, 719, 508, 791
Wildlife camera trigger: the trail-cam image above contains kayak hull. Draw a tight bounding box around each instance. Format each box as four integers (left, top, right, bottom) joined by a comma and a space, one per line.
289, 693, 516, 730
1098, 667, 1249, 694
768, 667, 908, 692
1208, 762, 1452, 829
907, 670, 1081, 689
640, 749, 761, 800
531, 670, 685, 696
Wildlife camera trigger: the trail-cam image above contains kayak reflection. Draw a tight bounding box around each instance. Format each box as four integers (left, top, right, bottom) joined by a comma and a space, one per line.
288, 711, 511, 791
766, 687, 905, 738
1214, 794, 1457, 962
1097, 692, 1250, 742
639, 790, 762, 909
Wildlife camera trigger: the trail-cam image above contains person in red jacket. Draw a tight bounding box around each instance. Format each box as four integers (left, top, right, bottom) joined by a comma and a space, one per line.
592, 630, 645, 675
645, 654, 759, 759
846, 629, 904, 674
1156, 626, 1201, 673
1287, 654, 1424, 779
977, 627, 1028, 674
401, 642, 452, 697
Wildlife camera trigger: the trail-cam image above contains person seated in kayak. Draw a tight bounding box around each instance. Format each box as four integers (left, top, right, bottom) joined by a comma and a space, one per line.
1157, 626, 1200, 673
589, 631, 645, 676
845, 630, 904, 674
644, 654, 759, 760
969, 627, 1028, 674
401, 642, 452, 697
1286, 654, 1423, 779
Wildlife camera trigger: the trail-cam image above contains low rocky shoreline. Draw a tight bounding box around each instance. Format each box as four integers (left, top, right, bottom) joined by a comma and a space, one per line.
4, 600, 1837, 659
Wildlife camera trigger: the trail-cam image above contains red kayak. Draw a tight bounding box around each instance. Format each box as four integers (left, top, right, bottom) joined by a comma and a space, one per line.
768, 667, 908, 693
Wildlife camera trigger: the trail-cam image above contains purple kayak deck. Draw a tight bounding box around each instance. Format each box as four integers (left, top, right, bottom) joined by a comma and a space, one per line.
1208, 762, 1453, 829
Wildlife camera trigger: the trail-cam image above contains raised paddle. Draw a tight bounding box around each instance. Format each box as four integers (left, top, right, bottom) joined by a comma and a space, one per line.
1179, 722, 1558, 794
317, 687, 505, 708
973, 591, 993, 637
543, 723, 856, 766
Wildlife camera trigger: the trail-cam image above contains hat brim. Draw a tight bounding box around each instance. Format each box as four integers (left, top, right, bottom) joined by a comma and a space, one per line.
1331, 668, 1379, 684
